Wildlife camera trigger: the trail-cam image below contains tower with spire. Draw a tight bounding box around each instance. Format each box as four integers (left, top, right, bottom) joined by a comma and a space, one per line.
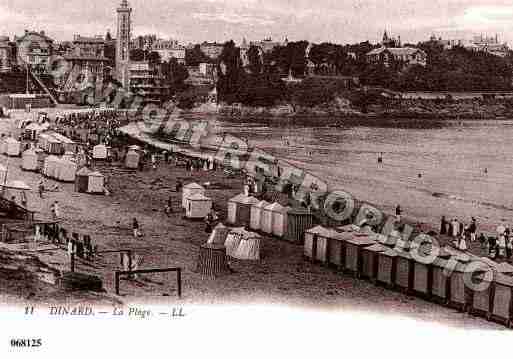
116, 0, 132, 90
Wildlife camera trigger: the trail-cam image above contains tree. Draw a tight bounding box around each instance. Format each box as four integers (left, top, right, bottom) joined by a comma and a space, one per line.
247, 45, 262, 74
130, 49, 146, 61
185, 45, 212, 66
161, 58, 189, 94
147, 51, 161, 67
217, 40, 244, 102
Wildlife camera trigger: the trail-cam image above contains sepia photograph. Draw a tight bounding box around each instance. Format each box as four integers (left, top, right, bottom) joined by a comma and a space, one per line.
1, 0, 513, 356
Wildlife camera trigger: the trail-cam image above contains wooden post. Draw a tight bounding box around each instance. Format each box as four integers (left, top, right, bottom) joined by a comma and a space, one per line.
177, 269, 182, 298
70, 253, 75, 273
127, 250, 133, 280
115, 271, 120, 295
196, 244, 230, 279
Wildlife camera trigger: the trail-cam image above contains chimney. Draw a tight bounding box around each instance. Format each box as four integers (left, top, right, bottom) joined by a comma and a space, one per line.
40, 30, 45, 36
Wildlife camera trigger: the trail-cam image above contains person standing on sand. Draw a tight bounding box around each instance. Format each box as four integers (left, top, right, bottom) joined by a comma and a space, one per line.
451, 219, 459, 239
440, 216, 447, 235
469, 217, 477, 242
395, 205, 402, 222
133, 218, 142, 238
38, 180, 45, 199
497, 222, 506, 257
51, 201, 60, 221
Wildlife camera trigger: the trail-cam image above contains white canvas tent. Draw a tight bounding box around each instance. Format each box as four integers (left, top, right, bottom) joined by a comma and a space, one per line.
182, 182, 205, 208
224, 227, 248, 257
250, 200, 269, 231
56, 158, 77, 182
232, 229, 262, 261
93, 144, 108, 160
21, 148, 38, 171
87, 171, 105, 194
43, 155, 59, 178
5, 137, 21, 157
207, 223, 231, 245
185, 193, 212, 219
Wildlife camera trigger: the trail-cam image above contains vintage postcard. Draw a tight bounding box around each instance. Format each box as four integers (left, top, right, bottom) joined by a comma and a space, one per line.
0, 0, 512, 357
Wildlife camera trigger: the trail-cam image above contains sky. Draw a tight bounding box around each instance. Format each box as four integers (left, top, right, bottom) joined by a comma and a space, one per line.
2, 0, 513, 45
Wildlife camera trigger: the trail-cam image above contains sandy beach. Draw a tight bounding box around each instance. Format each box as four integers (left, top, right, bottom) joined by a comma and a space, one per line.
0, 108, 505, 329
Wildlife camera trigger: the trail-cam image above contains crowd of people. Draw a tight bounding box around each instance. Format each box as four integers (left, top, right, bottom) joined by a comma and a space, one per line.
54, 109, 131, 146
440, 216, 513, 260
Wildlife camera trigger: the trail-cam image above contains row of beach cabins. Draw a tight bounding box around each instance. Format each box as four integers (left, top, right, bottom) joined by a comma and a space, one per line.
0, 127, 128, 194
181, 180, 513, 328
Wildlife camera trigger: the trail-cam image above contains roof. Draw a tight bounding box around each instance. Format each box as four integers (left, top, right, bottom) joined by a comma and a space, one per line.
367, 46, 425, 57
254, 200, 270, 209
306, 225, 332, 237
4, 137, 19, 144
186, 193, 211, 201
184, 182, 204, 190
265, 202, 288, 212
64, 55, 109, 62
73, 36, 105, 44
3, 180, 31, 191
88, 171, 104, 178
76, 167, 91, 176
16, 31, 54, 43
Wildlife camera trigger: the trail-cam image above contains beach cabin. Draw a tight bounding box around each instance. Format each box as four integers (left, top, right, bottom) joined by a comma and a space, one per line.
376, 248, 399, 286
447, 260, 472, 311
24, 122, 48, 141
285, 208, 314, 243
361, 243, 389, 280
469, 263, 495, 319
75, 167, 91, 193
38, 133, 62, 154
227, 194, 259, 226
125, 149, 140, 169
394, 249, 414, 293
344, 233, 377, 277
182, 183, 205, 209
491, 273, 513, 327
207, 223, 231, 245
304, 226, 331, 262
5, 137, 21, 157
57, 158, 77, 182
431, 257, 450, 304
87, 171, 105, 194
21, 149, 38, 171
260, 202, 276, 235
43, 155, 59, 178
232, 230, 262, 261
185, 193, 212, 219
250, 200, 269, 231
93, 144, 108, 160
271, 204, 290, 238
51, 133, 77, 153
